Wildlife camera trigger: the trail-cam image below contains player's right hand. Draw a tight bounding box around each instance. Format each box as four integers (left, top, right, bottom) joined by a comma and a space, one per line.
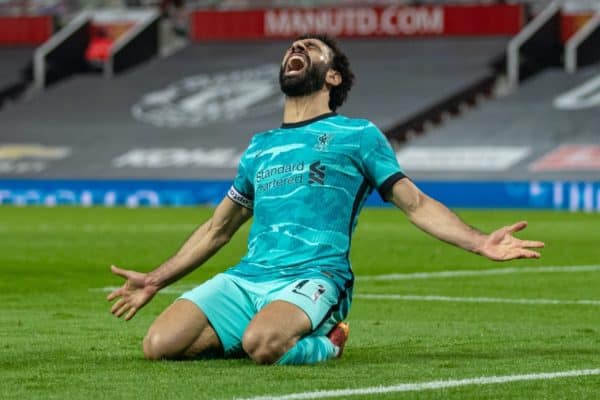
107, 265, 159, 321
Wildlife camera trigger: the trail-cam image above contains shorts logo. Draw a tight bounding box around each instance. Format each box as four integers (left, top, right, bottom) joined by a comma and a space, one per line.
312, 285, 326, 302
293, 280, 309, 292
292, 280, 327, 303
308, 161, 325, 185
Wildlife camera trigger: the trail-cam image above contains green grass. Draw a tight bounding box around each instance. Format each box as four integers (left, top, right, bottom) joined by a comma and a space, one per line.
0, 207, 599, 399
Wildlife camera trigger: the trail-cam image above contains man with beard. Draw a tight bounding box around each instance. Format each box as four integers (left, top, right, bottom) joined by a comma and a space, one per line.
107, 35, 545, 365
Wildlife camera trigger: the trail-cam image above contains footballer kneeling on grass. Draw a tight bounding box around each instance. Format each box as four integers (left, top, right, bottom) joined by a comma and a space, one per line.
107, 34, 545, 365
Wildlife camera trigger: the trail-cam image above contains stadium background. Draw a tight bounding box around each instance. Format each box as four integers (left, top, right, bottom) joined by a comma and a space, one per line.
1, 1, 599, 399
1, 0, 598, 210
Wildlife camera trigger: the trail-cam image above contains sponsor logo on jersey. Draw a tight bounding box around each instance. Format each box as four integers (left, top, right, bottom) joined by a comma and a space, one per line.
308, 160, 326, 184
256, 161, 305, 182
131, 64, 283, 128
255, 161, 305, 193
253, 160, 327, 193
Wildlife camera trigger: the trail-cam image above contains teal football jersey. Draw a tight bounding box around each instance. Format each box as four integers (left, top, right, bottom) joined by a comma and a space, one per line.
225, 112, 405, 290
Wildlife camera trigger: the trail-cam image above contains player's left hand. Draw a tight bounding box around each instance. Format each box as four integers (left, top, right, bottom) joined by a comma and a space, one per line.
479, 221, 545, 261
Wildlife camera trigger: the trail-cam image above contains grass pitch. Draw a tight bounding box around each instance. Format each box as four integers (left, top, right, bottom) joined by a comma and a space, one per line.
0, 207, 599, 399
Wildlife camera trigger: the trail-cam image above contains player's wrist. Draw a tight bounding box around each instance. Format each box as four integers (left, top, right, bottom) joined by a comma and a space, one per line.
144, 273, 163, 292
471, 234, 488, 256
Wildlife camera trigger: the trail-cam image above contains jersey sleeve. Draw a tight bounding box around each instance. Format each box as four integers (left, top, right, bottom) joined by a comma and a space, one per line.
359, 122, 406, 201
227, 142, 255, 210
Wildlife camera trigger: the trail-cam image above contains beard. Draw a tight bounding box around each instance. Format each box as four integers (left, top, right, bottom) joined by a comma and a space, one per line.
279, 60, 329, 98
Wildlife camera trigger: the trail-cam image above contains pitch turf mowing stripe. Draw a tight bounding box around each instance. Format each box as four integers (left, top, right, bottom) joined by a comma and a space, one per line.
95, 287, 600, 306
0, 223, 199, 233
237, 369, 600, 400
0, 222, 409, 233
355, 294, 600, 306
93, 264, 600, 296
357, 265, 600, 281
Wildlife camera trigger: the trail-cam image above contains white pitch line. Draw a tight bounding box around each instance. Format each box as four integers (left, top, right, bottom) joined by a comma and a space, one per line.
357, 265, 600, 281
93, 264, 600, 296
355, 294, 600, 306
92, 286, 188, 295
236, 369, 600, 400
93, 264, 600, 297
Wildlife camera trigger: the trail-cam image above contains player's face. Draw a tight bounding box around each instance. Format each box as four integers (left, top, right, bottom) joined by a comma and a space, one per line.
279, 38, 333, 98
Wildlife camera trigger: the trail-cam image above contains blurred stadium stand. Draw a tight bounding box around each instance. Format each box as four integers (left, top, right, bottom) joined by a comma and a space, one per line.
0, 0, 559, 18
399, 66, 600, 181
0, 37, 507, 180
0, 0, 598, 209
0, 48, 32, 107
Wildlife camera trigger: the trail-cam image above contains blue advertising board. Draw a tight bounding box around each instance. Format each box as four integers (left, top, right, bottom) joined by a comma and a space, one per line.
0, 179, 598, 211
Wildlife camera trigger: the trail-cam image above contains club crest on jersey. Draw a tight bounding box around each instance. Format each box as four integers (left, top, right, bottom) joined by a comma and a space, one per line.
315, 133, 333, 151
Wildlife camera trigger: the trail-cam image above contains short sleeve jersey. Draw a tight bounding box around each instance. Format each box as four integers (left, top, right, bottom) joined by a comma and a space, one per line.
226, 112, 405, 289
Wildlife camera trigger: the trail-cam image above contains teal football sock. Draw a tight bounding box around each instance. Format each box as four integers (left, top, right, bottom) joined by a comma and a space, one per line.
276, 336, 337, 365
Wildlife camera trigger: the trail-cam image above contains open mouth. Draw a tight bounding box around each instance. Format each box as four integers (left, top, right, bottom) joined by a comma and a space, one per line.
285, 54, 308, 76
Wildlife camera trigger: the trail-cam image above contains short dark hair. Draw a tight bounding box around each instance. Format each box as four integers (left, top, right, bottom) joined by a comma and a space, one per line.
296, 34, 355, 112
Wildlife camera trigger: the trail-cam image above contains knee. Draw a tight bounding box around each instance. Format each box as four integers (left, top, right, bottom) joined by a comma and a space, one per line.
242, 328, 293, 365
143, 331, 172, 360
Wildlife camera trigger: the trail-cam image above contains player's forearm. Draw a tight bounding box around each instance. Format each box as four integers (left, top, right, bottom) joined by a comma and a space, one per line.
145, 219, 230, 290
407, 195, 487, 254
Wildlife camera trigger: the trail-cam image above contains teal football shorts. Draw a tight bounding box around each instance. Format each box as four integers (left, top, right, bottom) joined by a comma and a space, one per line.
179, 272, 351, 355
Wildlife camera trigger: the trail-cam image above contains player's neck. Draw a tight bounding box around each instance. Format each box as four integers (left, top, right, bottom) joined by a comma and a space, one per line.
282, 91, 332, 124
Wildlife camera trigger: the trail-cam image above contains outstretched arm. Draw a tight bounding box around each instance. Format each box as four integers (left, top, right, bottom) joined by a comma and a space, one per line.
388, 178, 545, 261
107, 196, 252, 320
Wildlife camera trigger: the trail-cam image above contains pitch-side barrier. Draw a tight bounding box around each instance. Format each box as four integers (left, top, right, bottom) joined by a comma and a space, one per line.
0, 179, 598, 211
